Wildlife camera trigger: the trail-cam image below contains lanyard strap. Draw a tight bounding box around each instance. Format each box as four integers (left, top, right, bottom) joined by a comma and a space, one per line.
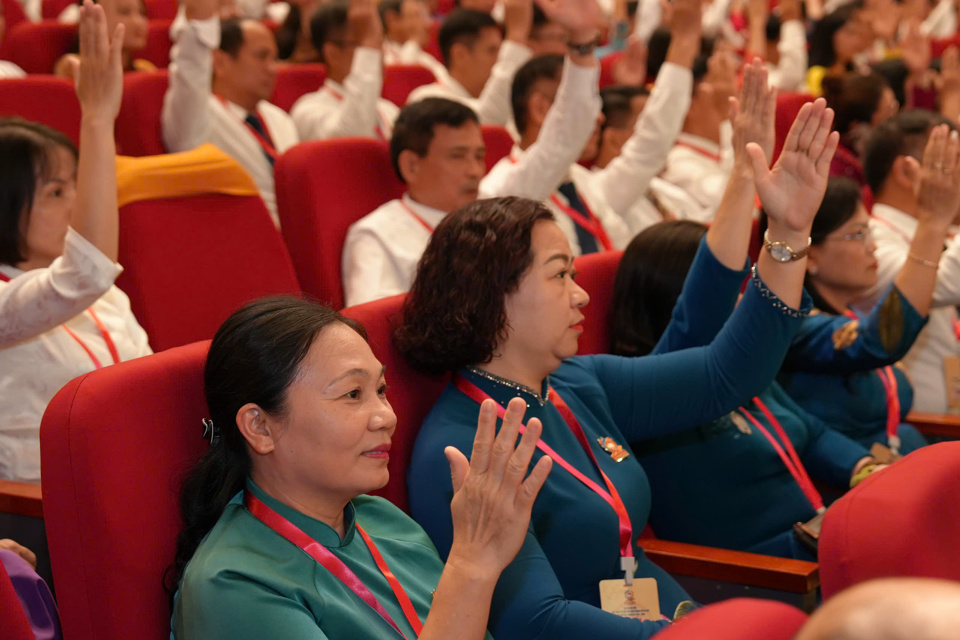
452, 375, 635, 564
843, 309, 901, 453
674, 139, 722, 163
870, 214, 911, 244
0, 271, 119, 369
215, 95, 279, 162
398, 201, 435, 233
738, 398, 825, 512
323, 85, 387, 140
244, 491, 423, 639
548, 194, 615, 251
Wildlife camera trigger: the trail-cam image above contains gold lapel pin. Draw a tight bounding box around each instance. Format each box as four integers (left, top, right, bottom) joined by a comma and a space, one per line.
597, 437, 630, 462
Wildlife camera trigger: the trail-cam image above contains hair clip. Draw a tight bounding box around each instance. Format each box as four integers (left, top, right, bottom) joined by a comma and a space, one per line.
201, 418, 220, 446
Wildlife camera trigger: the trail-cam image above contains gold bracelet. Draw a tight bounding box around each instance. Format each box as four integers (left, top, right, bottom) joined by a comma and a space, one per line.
907, 252, 939, 269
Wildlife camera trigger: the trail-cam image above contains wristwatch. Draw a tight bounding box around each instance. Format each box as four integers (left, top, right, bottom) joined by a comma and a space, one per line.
567, 35, 600, 57
763, 230, 812, 262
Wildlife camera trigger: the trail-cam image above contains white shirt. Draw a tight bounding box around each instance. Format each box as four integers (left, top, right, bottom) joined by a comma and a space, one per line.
922, 0, 957, 38
854, 204, 960, 413
383, 39, 448, 80
767, 20, 808, 92
0, 230, 152, 482
162, 11, 299, 225
342, 194, 446, 307
291, 48, 401, 142
0, 62, 26, 79
405, 40, 532, 126
659, 124, 734, 224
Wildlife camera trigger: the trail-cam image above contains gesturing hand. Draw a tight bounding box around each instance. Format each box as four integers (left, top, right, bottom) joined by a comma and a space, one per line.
534, 0, 600, 42
748, 98, 839, 233
348, 0, 383, 49
445, 398, 553, 576
914, 124, 960, 224
73, 0, 124, 122
731, 58, 777, 168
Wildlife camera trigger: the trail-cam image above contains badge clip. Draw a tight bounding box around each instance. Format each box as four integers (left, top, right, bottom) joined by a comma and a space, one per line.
621, 556, 637, 586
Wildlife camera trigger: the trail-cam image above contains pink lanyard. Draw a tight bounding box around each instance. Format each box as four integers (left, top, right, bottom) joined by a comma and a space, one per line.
215, 95, 279, 162
398, 201, 435, 232
674, 139, 721, 163
738, 398, 825, 512
453, 375, 636, 578
0, 271, 119, 369
843, 309, 901, 453
323, 85, 387, 140
245, 491, 424, 639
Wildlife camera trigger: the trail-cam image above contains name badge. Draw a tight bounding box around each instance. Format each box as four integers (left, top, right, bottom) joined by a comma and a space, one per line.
599, 578, 660, 621
944, 356, 960, 413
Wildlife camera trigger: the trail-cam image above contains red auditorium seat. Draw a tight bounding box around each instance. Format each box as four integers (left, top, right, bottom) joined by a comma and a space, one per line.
383, 63, 436, 107
41, 341, 211, 640
481, 124, 515, 172
773, 92, 815, 162
931, 36, 960, 59
144, 0, 178, 19
116, 70, 168, 156
0, 557, 35, 640
41, 0, 74, 19
424, 18, 442, 63
275, 137, 405, 308
342, 294, 450, 512
139, 19, 173, 68
599, 51, 624, 89
572, 250, 623, 355
1, 0, 29, 37
819, 441, 960, 599
0, 76, 81, 145
270, 62, 326, 112
655, 598, 807, 639
4, 20, 75, 73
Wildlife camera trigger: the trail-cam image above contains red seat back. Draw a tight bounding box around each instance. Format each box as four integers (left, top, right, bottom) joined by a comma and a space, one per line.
0, 556, 36, 640
275, 137, 405, 308
270, 62, 326, 112
42, 0, 75, 19
573, 250, 623, 355
383, 64, 436, 107
424, 19, 442, 64
40, 341, 211, 640
599, 51, 624, 89
931, 36, 960, 59
138, 19, 173, 68
1, 0, 29, 38
819, 441, 960, 599
116, 70, 168, 156
5, 21, 75, 73
773, 92, 815, 163
116, 192, 300, 350
144, 0, 178, 20
0, 76, 81, 145
481, 124, 514, 173
655, 598, 807, 639
341, 295, 449, 512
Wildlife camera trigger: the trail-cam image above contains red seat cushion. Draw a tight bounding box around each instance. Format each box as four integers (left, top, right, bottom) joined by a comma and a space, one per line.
481, 124, 515, 173
0, 75, 81, 145
116, 70, 168, 156
5, 21, 75, 74
383, 64, 436, 107
773, 92, 815, 163
139, 19, 173, 68
270, 63, 326, 112
655, 598, 807, 639
572, 250, 623, 355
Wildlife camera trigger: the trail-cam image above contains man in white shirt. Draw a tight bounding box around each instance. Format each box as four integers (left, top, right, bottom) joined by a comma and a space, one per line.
405, 6, 533, 126
163, 0, 299, 225
343, 0, 604, 306
482, 0, 702, 255
379, 0, 448, 78
291, 0, 401, 141
857, 110, 960, 414
745, 0, 807, 91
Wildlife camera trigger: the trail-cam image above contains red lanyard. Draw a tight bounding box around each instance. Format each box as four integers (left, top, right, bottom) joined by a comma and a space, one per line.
738, 398, 825, 512
323, 84, 387, 140
398, 201, 435, 233
843, 309, 901, 453
244, 491, 423, 639
870, 214, 911, 244
0, 271, 119, 369
674, 139, 722, 163
215, 95, 279, 162
453, 374, 636, 580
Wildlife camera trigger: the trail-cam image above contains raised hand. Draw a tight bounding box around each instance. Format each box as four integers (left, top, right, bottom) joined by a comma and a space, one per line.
534, 0, 600, 43
730, 58, 777, 169
183, 0, 220, 21
748, 98, 839, 233
348, 0, 383, 49
612, 35, 648, 87
914, 124, 960, 224
901, 20, 932, 79
668, 0, 702, 38
445, 398, 552, 575
73, 0, 124, 123
503, 0, 534, 44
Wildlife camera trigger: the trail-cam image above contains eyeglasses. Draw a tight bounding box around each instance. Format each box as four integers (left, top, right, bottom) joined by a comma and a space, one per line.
825, 226, 874, 245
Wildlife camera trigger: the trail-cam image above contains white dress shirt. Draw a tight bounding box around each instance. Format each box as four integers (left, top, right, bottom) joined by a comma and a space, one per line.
405, 40, 532, 126
922, 0, 957, 38
767, 20, 808, 92
383, 39, 448, 80
0, 230, 152, 482
0, 62, 26, 79
854, 204, 960, 413
291, 48, 401, 142
162, 11, 299, 225
660, 124, 734, 224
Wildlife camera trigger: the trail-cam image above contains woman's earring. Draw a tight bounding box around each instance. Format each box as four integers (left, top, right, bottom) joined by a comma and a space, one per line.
808, 267, 819, 276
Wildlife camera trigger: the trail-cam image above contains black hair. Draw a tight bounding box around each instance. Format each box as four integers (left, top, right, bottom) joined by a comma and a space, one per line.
438, 9, 499, 67
275, 7, 299, 60
609, 221, 708, 356
766, 13, 781, 41
808, 2, 863, 68
805, 177, 864, 313
379, 0, 403, 28
871, 57, 910, 108
821, 71, 889, 137
600, 84, 649, 132
167, 296, 366, 601
862, 109, 952, 194
646, 27, 714, 84
0, 118, 78, 266
511, 54, 564, 135
389, 97, 480, 182
219, 17, 247, 56
310, 0, 349, 64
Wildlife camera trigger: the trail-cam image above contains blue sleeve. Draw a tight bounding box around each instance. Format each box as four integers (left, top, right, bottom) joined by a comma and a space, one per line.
571, 269, 811, 442
768, 383, 868, 488
652, 237, 750, 355
783, 285, 928, 375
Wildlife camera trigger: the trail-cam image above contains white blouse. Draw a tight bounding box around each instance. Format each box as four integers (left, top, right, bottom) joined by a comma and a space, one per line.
0, 229, 152, 482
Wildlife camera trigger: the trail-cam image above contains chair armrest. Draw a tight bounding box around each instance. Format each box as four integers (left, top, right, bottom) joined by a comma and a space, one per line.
638, 538, 820, 594
0, 480, 43, 519
907, 411, 960, 439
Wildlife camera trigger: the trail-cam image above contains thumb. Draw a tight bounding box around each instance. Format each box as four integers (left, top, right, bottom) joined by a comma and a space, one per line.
745, 142, 769, 180
728, 95, 738, 122
445, 446, 469, 493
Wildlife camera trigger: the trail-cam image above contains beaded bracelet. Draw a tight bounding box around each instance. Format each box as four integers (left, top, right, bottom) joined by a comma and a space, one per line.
750, 264, 809, 319
907, 252, 939, 269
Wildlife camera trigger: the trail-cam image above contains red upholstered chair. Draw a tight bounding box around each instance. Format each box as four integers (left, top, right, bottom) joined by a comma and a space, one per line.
4, 20, 75, 73
481, 124, 515, 173
270, 63, 326, 112
275, 137, 405, 308
424, 18, 442, 63
932, 36, 960, 59
1, 0, 29, 38
0, 557, 36, 640
819, 441, 960, 600
599, 51, 624, 89
40, 341, 211, 640
0, 76, 82, 145
115, 70, 168, 156
773, 92, 814, 163
139, 19, 173, 68
383, 64, 436, 107
572, 250, 622, 355
42, 0, 74, 19
342, 294, 450, 512
655, 599, 807, 639
144, 0, 178, 19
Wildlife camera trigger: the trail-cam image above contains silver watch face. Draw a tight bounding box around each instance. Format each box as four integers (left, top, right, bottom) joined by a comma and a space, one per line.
769, 243, 793, 262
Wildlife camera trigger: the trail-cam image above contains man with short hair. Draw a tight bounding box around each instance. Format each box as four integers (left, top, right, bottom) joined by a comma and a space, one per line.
405, 5, 533, 125
379, 0, 447, 78
163, 0, 298, 224
290, 0, 401, 141
856, 109, 960, 414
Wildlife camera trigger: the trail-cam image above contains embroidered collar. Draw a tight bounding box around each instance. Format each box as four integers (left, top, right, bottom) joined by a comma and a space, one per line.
466, 366, 550, 406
